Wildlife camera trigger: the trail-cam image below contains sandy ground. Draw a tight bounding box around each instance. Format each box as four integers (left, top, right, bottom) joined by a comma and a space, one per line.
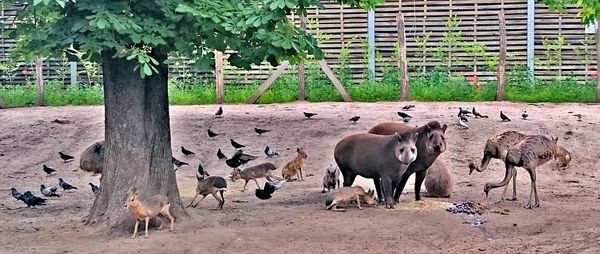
1, 101, 600, 254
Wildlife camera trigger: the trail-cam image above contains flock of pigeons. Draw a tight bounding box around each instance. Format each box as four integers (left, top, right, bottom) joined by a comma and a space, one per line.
453, 106, 530, 129
10, 152, 100, 208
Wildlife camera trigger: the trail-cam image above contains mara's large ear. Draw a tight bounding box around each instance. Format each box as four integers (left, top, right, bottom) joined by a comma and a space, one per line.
552, 136, 558, 143
127, 187, 137, 196
297, 147, 300, 152
205, 170, 211, 177
442, 124, 448, 133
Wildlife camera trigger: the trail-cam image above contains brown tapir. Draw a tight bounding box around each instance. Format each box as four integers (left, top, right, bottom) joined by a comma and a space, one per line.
368, 121, 447, 203
334, 132, 418, 209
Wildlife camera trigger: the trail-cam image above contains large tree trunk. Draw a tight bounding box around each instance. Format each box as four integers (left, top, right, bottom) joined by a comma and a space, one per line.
85, 49, 187, 235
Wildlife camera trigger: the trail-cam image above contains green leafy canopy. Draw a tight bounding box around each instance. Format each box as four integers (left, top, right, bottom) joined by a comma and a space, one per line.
4, 0, 383, 77
540, 0, 600, 25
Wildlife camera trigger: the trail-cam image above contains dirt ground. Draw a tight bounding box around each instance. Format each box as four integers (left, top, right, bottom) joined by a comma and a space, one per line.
1, 101, 599, 254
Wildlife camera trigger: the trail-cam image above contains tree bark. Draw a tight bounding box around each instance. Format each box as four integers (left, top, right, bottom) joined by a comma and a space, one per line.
85, 49, 187, 235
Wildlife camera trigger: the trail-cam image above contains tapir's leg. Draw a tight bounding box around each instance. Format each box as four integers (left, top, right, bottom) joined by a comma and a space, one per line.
394, 170, 414, 203
373, 178, 385, 203
381, 176, 395, 209
342, 172, 357, 187
414, 169, 427, 201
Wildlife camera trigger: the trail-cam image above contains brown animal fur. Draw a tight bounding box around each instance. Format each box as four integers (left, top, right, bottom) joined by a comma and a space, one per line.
424, 159, 454, 198
367, 121, 447, 203
79, 140, 105, 174
324, 186, 378, 212
484, 135, 558, 209
229, 162, 280, 192
281, 147, 308, 181
188, 170, 227, 210
126, 187, 174, 238
469, 131, 527, 201
322, 164, 341, 193
553, 146, 572, 170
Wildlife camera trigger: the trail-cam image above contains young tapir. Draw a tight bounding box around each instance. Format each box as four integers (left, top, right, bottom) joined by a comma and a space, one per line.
368, 121, 447, 204
334, 132, 418, 209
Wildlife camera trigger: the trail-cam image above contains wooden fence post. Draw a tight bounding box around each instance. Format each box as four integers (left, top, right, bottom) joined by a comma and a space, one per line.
35, 59, 44, 106
496, 11, 506, 101
215, 51, 224, 104
298, 15, 306, 101
596, 19, 600, 102
319, 60, 352, 102
398, 12, 409, 101
246, 61, 290, 104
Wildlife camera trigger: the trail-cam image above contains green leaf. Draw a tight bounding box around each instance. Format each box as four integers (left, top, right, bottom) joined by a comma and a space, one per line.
142, 63, 152, 76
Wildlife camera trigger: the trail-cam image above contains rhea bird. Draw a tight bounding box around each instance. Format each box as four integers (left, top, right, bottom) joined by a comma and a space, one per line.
483, 135, 560, 209
470, 131, 528, 201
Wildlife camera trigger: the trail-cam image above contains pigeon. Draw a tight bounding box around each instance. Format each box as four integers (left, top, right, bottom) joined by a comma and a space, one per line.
574, 113, 583, 122
472, 107, 488, 118
215, 106, 223, 117
89, 183, 101, 196
265, 146, 279, 158
181, 146, 195, 156
230, 139, 245, 149
500, 111, 511, 122
459, 115, 469, 129
21, 191, 47, 208
255, 179, 287, 200
43, 164, 56, 176
460, 114, 469, 123
521, 110, 528, 120
303, 112, 317, 119
225, 150, 244, 168
397, 112, 412, 119
59, 178, 78, 191
11, 187, 23, 201
59, 152, 74, 163
225, 150, 257, 168
207, 129, 219, 138
402, 105, 416, 111
217, 149, 227, 160
458, 107, 471, 116
40, 185, 60, 197
172, 157, 189, 170
397, 112, 412, 123
349, 116, 360, 123
254, 128, 271, 136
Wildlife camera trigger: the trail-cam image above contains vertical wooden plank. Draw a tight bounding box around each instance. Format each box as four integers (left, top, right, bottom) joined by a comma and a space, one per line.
496, 10, 507, 101
558, 14, 563, 81
35, 59, 44, 106
319, 60, 352, 102
398, 13, 410, 101
215, 51, 224, 104
596, 19, 600, 102
298, 15, 306, 101
422, 0, 427, 74
246, 62, 290, 104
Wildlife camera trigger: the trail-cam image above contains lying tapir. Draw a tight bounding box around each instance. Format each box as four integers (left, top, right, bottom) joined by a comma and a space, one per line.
367, 121, 447, 204
334, 132, 418, 209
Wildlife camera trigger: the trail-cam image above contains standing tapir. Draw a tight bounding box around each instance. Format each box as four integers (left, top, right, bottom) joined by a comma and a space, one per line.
334, 132, 418, 209
368, 121, 447, 203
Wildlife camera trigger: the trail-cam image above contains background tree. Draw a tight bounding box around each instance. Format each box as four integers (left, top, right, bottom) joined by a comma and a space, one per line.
541, 0, 600, 102
4, 0, 381, 234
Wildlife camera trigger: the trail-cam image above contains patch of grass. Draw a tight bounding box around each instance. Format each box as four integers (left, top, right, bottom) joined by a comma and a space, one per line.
0, 64, 597, 106
410, 67, 496, 101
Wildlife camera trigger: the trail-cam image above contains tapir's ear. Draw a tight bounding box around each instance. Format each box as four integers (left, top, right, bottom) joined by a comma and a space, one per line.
442, 124, 448, 133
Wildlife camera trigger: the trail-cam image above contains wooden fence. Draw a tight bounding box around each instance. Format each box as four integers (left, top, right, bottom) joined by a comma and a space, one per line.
0, 0, 595, 85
